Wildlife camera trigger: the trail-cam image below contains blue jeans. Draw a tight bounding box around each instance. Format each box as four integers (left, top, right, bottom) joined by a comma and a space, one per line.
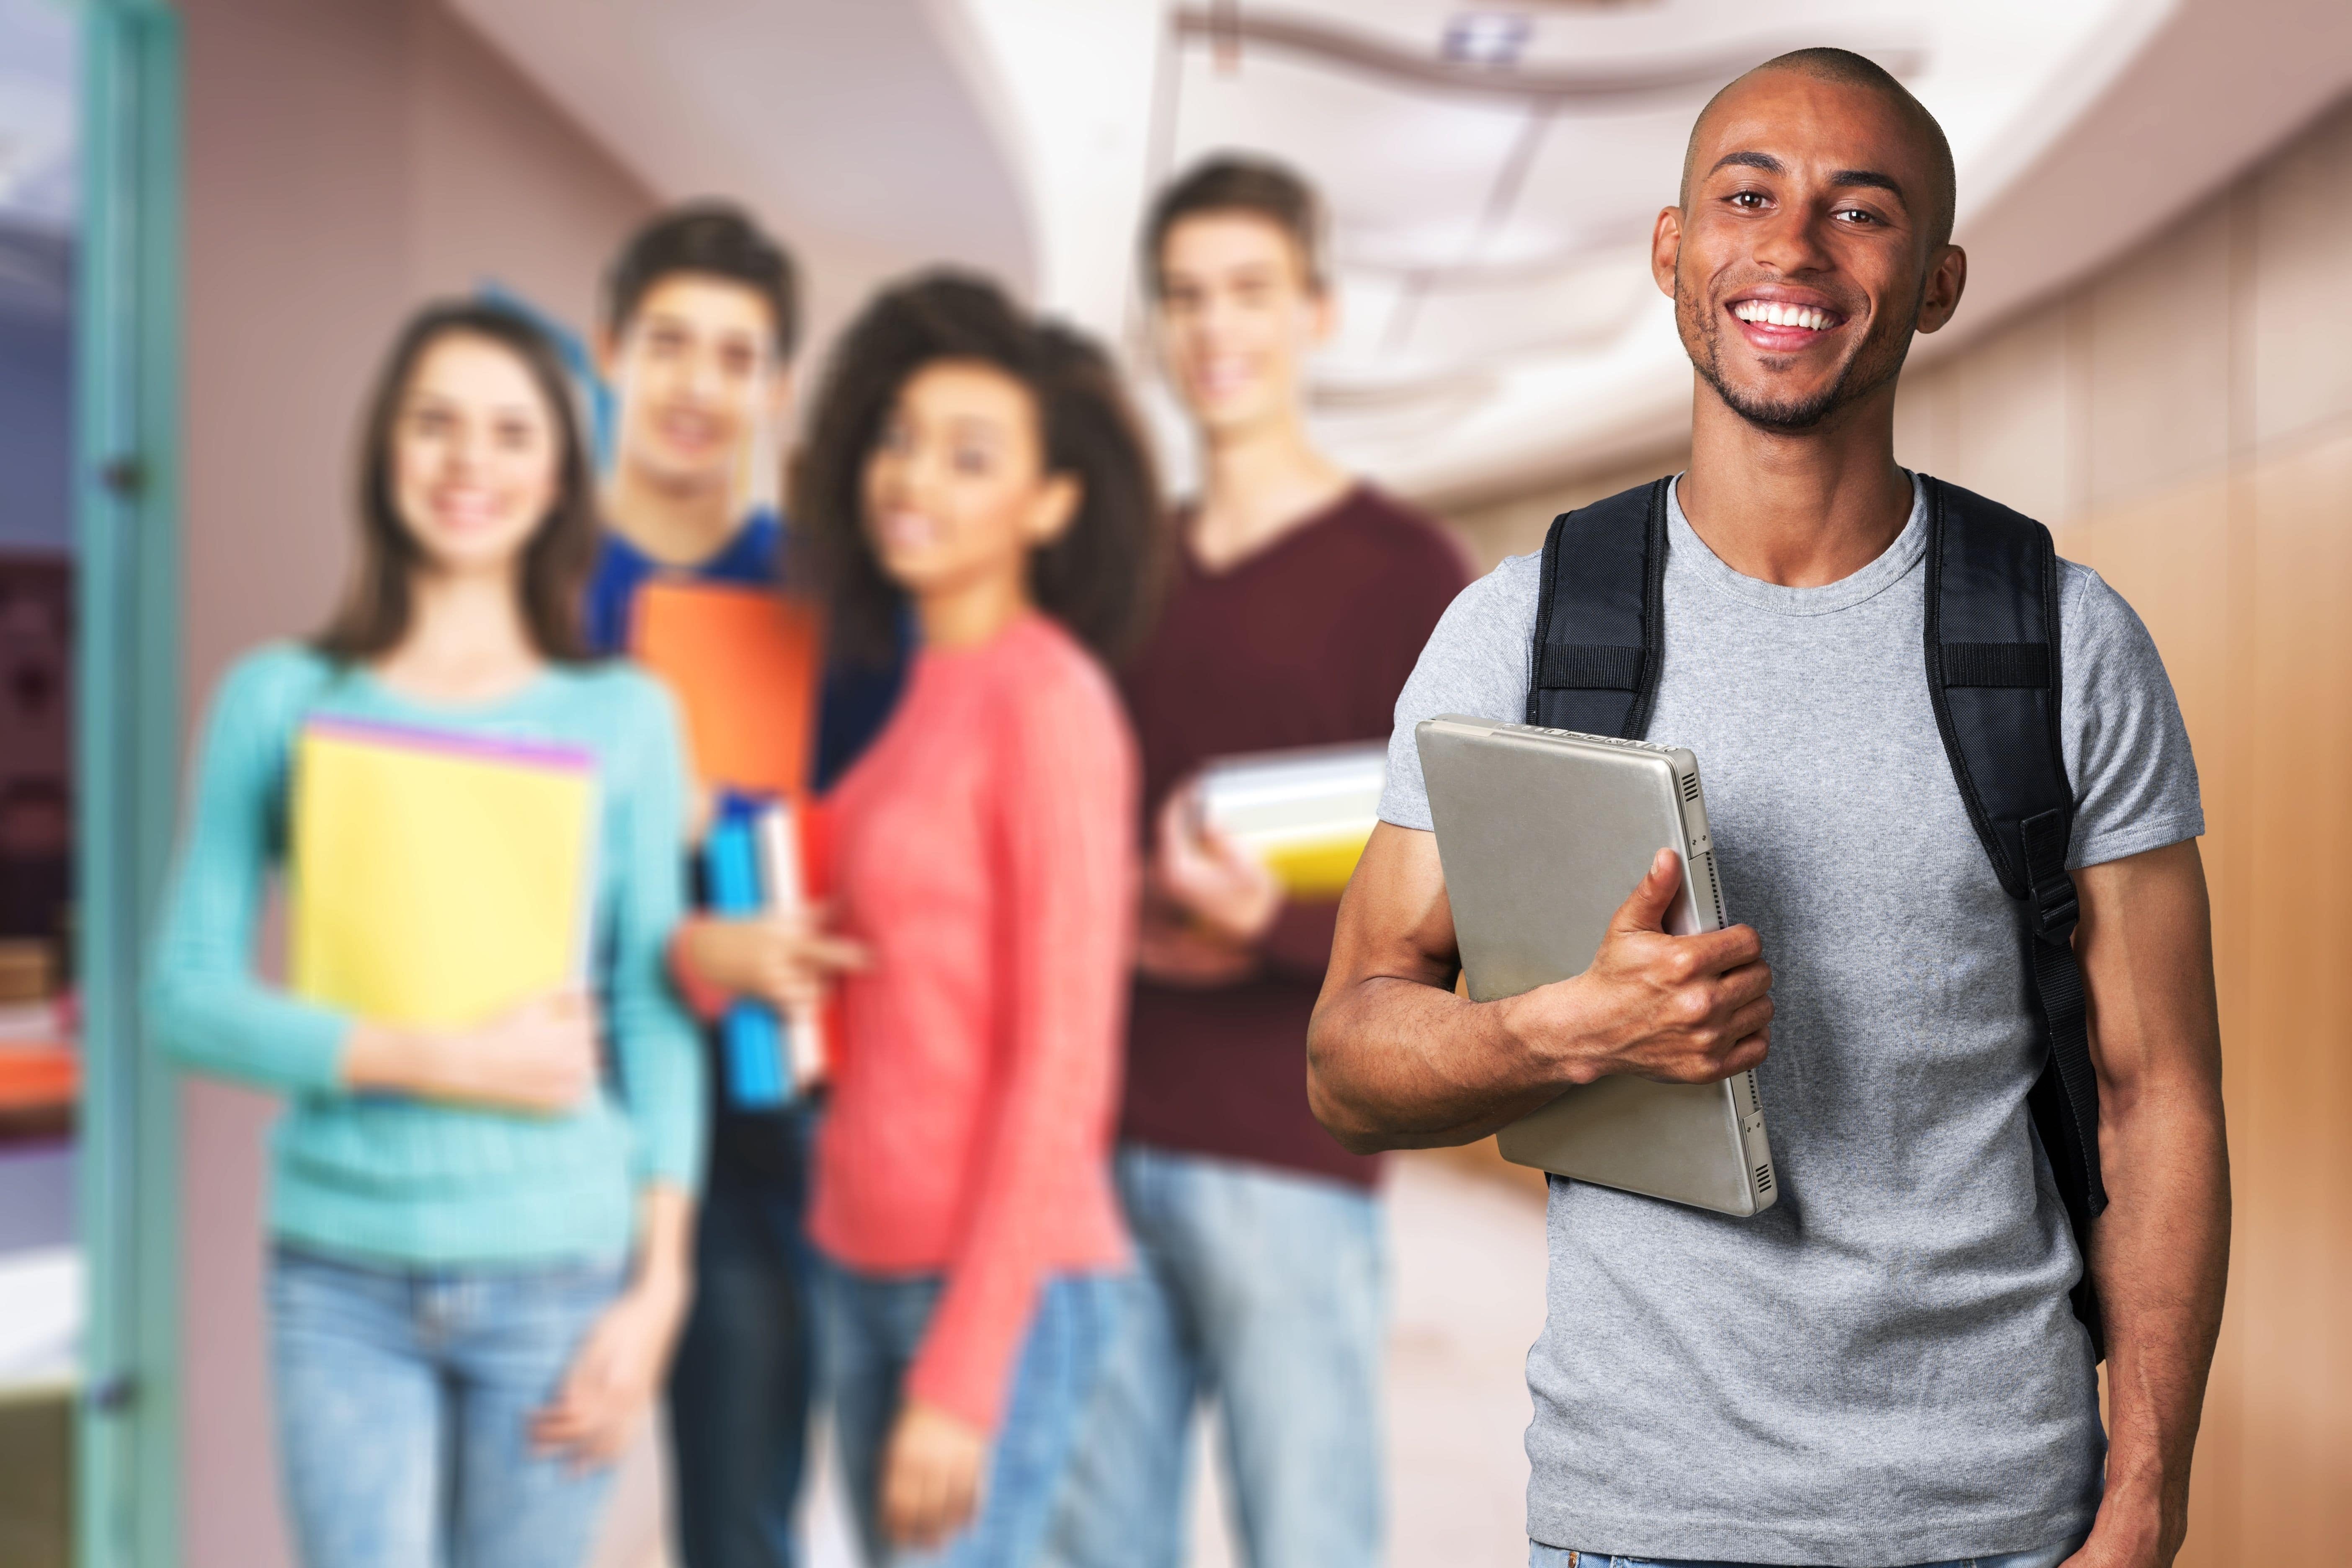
268, 1246, 625, 1568
1530, 1543, 2082, 1568
1045, 1146, 1387, 1568
817, 1259, 1122, 1568
667, 1117, 820, 1568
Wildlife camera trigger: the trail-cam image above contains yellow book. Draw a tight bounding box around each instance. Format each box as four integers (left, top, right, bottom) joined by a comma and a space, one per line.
289, 718, 598, 1029
1197, 742, 1389, 900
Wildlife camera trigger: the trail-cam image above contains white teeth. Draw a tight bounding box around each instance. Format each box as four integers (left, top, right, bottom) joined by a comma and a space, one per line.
1734, 301, 1832, 330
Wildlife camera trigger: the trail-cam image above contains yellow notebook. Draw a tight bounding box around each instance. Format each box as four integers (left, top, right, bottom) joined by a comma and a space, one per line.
289, 718, 599, 1029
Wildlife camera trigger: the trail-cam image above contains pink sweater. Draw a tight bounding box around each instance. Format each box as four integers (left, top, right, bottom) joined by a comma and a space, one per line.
812, 612, 1137, 1431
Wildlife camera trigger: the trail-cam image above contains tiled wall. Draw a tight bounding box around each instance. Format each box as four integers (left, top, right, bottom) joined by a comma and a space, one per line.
1439, 89, 2352, 1565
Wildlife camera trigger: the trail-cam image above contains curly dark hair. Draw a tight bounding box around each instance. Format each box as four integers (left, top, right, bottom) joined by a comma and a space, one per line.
791, 272, 1165, 665
315, 300, 598, 664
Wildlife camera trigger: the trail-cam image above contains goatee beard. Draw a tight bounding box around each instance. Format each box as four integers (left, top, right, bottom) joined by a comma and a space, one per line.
1679, 279, 1903, 433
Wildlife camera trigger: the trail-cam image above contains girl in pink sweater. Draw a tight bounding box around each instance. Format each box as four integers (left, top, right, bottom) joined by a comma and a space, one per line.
685, 275, 1160, 1564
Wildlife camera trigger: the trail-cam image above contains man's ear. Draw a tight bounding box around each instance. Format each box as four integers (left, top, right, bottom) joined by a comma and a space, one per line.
1306, 283, 1338, 349
1028, 472, 1083, 547
764, 366, 794, 431
1650, 206, 1683, 300
593, 324, 620, 384
1914, 245, 1968, 335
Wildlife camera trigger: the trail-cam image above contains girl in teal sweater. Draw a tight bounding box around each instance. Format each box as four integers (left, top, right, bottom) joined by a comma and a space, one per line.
150, 302, 702, 1568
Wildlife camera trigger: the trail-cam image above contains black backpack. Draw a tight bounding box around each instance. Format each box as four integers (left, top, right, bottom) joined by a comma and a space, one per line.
1527, 475, 2107, 1357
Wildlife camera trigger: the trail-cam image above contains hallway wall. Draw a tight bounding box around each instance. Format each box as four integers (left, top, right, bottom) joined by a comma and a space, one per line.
1435, 90, 2352, 1565
181, 3, 658, 1564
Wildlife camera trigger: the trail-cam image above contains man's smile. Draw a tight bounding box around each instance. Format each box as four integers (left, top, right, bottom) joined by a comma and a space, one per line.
1724, 288, 1849, 352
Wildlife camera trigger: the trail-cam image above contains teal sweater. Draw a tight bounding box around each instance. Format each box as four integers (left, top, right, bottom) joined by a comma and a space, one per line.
149, 644, 705, 1267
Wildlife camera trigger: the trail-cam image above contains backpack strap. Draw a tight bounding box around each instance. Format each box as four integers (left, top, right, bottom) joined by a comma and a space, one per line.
1921, 475, 2108, 1359
1527, 478, 1671, 735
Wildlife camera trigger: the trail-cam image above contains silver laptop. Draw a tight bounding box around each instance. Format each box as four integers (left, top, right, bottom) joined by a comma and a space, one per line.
1416, 716, 1777, 1217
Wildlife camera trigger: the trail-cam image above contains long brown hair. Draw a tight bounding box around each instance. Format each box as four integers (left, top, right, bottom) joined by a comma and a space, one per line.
790, 272, 1164, 665
315, 301, 599, 663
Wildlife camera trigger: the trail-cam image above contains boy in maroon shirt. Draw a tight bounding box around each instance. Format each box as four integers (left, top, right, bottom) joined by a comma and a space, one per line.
1047, 157, 1468, 1568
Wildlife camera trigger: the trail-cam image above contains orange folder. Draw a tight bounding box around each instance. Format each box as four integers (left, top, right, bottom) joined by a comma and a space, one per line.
630, 579, 823, 799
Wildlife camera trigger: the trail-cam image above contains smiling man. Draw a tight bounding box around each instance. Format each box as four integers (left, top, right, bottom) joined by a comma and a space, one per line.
1308, 49, 2228, 1568
1045, 157, 1467, 1568
587, 203, 903, 1568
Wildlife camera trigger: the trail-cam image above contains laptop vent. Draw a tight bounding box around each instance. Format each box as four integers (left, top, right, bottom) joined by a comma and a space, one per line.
1692, 851, 1728, 930
1680, 770, 1700, 803
1754, 1163, 1775, 1194
1741, 1072, 1761, 1116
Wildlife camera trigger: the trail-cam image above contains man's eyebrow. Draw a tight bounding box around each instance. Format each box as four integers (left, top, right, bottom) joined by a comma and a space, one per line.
1705, 152, 1912, 209
1829, 169, 1909, 206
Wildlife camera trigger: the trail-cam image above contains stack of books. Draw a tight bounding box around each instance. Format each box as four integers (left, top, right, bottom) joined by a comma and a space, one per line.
702, 793, 828, 1108
1196, 741, 1389, 899
632, 579, 829, 1107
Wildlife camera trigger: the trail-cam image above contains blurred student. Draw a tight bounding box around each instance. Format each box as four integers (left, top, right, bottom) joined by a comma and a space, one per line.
150, 302, 702, 1568
681, 273, 1159, 1565
588, 201, 901, 1568
1047, 157, 1469, 1568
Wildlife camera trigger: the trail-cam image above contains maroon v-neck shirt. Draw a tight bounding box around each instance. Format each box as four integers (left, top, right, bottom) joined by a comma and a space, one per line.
1119, 484, 1470, 1187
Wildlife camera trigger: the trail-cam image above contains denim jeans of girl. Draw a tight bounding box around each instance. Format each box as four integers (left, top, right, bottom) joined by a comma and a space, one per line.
818, 1260, 1121, 1568
269, 1246, 624, 1568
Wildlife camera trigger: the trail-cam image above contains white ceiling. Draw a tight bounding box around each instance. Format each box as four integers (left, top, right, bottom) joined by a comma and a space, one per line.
457, 0, 2352, 505
0, 0, 75, 235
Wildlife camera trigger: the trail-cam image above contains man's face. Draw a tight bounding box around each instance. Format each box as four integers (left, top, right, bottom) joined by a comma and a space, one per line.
1153, 212, 1332, 438
1653, 71, 1963, 431
602, 273, 785, 494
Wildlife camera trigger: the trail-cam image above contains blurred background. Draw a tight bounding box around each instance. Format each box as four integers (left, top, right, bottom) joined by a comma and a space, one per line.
4, 0, 2349, 1564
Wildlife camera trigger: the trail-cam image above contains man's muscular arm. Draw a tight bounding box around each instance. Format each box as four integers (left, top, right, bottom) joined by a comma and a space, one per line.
2064, 839, 2229, 1568
1306, 822, 1774, 1154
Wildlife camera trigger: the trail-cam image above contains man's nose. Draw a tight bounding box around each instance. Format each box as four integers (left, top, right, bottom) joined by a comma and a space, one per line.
1749, 206, 1835, 276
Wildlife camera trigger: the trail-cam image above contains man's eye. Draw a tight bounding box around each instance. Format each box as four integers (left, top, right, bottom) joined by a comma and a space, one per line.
1729, 191, 1767, 210
1835, 207, 1878, 225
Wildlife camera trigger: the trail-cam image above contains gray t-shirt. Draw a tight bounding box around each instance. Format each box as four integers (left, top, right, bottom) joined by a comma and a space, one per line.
1380, 476, 2202, 1565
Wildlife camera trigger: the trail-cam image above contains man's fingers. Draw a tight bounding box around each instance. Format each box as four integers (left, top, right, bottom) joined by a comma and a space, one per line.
802, 935, 873, 973
1610, 849, 1683, 935
1713, 955, 1773, 1006
1720, 994, 1774, 1049
1679, 923, 1764, 977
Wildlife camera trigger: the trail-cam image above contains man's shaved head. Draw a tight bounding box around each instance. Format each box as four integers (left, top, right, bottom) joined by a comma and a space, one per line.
1681, 48, 1955, 248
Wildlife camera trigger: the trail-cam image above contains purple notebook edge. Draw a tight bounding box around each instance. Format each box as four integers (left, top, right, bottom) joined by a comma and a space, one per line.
302, 715, 597, 774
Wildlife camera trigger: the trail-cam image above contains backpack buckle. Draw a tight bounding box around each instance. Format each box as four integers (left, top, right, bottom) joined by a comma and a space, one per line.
2030, 869, 2079, 939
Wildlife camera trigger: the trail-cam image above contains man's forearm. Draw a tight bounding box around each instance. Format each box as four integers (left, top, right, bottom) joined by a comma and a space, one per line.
1306, 974, 1570, 1152
2086, 1077, 2229, 1563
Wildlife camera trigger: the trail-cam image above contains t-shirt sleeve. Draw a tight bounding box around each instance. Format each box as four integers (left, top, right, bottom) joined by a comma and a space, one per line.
2057, 564, 2205, 869
1377, 552, 1542, 831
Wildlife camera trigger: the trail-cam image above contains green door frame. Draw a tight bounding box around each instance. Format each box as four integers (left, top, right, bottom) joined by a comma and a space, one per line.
73, 3, 183, 1566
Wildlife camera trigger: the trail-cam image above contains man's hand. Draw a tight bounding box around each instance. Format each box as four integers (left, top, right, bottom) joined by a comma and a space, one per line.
1308, 825, 1770, 1153
880, 1400, 988, 1550
678, 908, 870, 1014
1150, 784, 1283, 946
1505, 847, 1773, 1088
1136, 896, 1260, 987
